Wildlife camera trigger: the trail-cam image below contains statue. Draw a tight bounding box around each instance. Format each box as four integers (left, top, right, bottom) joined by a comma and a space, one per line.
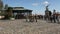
45, 5, 49, 16
46, 5, 50, 11
45, 5, 52, 20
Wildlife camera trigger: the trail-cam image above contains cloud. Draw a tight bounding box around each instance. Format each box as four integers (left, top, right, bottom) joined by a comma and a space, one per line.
32, 3, 39, 6
43, 1, 49, 6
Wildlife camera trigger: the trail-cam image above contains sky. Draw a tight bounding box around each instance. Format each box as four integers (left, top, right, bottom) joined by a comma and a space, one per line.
2, 0, 60, 15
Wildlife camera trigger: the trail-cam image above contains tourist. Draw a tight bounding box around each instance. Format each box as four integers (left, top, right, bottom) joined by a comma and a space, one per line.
35, 14, 37, 22
56, 12, 59, 23
49, 11, 52, 22
53, 10, 56, 23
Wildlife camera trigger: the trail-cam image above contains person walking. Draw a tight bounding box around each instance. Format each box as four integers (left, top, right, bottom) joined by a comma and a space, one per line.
56, 12, 59, 23
35, 14, 37, 22
53, 9, 56, 23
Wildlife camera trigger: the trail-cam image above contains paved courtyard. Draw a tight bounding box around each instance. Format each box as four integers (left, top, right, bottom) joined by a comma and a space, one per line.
0, 19, 60, 34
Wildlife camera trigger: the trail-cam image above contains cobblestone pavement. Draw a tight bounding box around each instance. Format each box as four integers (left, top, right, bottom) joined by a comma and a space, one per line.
0, 19, 60, 34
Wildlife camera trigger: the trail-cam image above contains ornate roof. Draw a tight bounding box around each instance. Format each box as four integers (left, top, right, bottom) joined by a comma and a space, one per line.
9, 7, 32, 11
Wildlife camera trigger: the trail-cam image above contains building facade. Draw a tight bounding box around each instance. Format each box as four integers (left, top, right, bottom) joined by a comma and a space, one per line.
0, 0, 32, 19
5, 7, 32, 19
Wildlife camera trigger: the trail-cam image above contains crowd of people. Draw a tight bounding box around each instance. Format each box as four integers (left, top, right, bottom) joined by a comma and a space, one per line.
26, 5, 60, 23
26, 10, 60, 23
26, 14, 38, 22
44, 9, 60, 23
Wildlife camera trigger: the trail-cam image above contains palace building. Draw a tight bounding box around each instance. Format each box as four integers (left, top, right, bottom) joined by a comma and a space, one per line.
0, 0, 32, 19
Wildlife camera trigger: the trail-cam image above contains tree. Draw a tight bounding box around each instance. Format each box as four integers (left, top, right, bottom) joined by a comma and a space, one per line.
0, 0, 3, 9
7, 7, 13, 18
4, 4, 8, 9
